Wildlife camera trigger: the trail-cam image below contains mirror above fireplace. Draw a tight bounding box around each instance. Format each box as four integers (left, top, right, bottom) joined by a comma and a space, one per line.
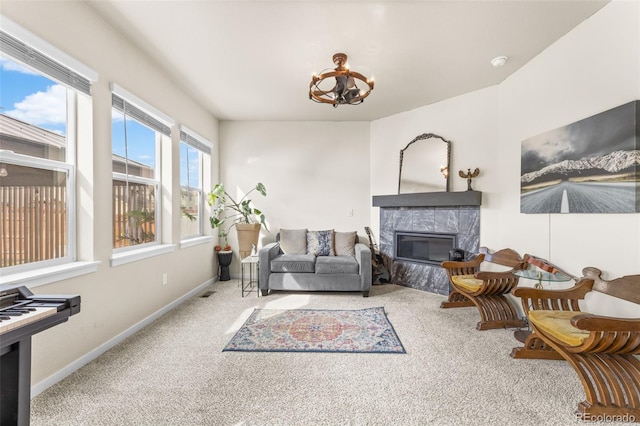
398, 133, 451, 194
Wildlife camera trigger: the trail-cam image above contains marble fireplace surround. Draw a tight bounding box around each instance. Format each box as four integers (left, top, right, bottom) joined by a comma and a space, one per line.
373, 191, 482, 295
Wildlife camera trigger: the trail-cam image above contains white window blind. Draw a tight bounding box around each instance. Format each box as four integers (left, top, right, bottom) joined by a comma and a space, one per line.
179, 125, 212, 155
0, 21, 95, 95
111, 83, 173, 137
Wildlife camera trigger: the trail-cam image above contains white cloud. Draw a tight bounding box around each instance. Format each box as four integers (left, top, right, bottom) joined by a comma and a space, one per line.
0, 56, 39, 75
5, 84, 67, 126
522, 128, 575, 163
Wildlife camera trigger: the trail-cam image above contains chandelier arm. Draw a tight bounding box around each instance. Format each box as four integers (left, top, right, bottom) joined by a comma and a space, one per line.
309, 80, 339, 104
309, 83, 335, 103
347, 71, 374, 88
312, 70, 342, 80
312, 73, 373, 92
312, 70, 372, 85
310, 92, 339, 104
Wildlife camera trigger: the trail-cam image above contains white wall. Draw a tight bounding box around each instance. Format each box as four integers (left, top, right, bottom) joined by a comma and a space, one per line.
370, 86, 499, 229
2, 1, 219, 388
370, 0, 640, 316
219, 121, 370, 270
494, 0, 640, 276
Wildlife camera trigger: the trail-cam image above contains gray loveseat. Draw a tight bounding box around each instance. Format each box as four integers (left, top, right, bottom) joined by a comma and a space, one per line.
258, 229, 372, 297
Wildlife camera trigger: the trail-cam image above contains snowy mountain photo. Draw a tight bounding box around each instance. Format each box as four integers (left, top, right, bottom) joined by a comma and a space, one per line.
520, 101, 639, 213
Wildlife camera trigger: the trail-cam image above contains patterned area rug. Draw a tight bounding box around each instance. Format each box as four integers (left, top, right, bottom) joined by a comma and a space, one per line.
223, 306, 405, 353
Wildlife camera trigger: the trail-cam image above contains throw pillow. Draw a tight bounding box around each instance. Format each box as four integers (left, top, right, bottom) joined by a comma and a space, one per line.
279, 228, 308, 254
306, 230, 335, 256
334, 231, 357, 256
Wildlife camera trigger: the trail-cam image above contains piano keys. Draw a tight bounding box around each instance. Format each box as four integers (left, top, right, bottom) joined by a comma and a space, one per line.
0, 302, 58, 335
0, 285, 81, 426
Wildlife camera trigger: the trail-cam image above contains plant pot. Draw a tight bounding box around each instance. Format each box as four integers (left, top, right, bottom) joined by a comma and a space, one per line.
217, 250, 233, 281
236, 223, 261, 259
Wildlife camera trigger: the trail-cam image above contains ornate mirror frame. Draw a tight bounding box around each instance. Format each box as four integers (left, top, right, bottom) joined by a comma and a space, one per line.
398, 133, 452, 194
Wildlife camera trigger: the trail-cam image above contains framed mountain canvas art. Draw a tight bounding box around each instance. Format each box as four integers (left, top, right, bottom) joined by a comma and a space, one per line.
520, 101, 640, 214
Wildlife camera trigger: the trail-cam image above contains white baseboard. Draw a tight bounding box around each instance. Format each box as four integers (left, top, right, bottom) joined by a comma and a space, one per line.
31, 278, 216, 398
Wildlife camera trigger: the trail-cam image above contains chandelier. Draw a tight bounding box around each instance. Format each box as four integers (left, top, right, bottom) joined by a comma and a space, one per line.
309, 53, 374, 107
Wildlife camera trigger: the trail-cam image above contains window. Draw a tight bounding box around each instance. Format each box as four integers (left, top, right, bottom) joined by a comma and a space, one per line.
180, 127, 211, 240
0, 22, 95, 272
111, 84, 172, 251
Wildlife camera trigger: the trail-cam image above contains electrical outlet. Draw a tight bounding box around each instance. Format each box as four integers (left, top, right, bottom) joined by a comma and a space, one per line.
162, 273, 168, 286
347, 209, 354, 217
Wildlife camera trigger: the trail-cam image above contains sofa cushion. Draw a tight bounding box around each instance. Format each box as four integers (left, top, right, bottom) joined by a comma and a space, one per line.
334, 231, 357, 256
315, 256, 359, 274
307, 230, 335, 256
271, 254, 316, 273
279, 228, 307, 254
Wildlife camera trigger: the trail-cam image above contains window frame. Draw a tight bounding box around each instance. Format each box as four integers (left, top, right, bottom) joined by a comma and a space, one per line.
0, 19, 94, 274
179, 128, 212, 241
0, 143, 77, 273
110, 83, 174, 257
111, 112, 162, 252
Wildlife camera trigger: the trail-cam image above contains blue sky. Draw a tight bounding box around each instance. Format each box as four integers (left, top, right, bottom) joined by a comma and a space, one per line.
180, 142, 201, 189
0, 55, 66, 136
1, 54, 198, 187
111, 109, 156, 171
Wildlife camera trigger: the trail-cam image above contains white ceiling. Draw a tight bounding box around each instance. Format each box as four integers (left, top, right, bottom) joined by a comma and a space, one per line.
86, 0, 608, 122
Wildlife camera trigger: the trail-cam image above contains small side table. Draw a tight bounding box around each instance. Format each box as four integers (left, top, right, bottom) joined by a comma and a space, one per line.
241, 255, 259, 297
513, 269, 572, 290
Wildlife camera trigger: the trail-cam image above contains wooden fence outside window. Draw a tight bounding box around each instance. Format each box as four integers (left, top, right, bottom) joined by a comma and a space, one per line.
112, 183, 156, 249
1, 183, 157, 267
1, 186, 66, 268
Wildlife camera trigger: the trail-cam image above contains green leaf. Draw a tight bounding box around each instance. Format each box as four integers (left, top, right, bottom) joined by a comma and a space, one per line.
207, 182, 267, 231
210, 216, 224, 228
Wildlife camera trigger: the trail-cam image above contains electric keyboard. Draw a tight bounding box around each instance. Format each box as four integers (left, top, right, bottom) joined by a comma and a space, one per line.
0, 285, 81, 426
0, 302, 58, 334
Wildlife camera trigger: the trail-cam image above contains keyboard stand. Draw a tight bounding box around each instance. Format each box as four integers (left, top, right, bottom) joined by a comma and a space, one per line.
1, 309, 73, 426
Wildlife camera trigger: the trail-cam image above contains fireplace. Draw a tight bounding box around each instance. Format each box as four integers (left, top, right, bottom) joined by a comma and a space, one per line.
395, 231, 457, 266
373, 191, 482, 295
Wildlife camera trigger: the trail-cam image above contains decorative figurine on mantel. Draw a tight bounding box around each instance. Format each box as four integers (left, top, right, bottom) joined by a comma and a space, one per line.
459, 168, 480, 191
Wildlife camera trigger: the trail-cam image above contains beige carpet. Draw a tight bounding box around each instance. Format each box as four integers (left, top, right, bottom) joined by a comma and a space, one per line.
30, 281, 626, 425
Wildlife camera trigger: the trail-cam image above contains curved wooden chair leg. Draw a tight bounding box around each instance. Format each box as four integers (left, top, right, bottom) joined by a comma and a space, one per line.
440, 290, 474, 309
555, 346, 640, 421
471, 294, 527, 330
510, 332, 564, 360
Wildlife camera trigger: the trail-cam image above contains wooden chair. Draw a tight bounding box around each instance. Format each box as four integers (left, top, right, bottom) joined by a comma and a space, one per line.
510, 253, 579, 360
519, 267, 640, 421
440, 247, 527, 330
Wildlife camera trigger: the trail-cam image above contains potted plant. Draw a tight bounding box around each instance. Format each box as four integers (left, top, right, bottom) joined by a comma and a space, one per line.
207, 182, 268, 259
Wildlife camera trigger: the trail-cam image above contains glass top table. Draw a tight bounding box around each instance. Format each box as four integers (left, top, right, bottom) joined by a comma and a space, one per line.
513, 269, 573, 285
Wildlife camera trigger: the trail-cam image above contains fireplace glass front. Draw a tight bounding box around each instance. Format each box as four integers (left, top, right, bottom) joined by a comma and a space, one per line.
394, 231, 457, 265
